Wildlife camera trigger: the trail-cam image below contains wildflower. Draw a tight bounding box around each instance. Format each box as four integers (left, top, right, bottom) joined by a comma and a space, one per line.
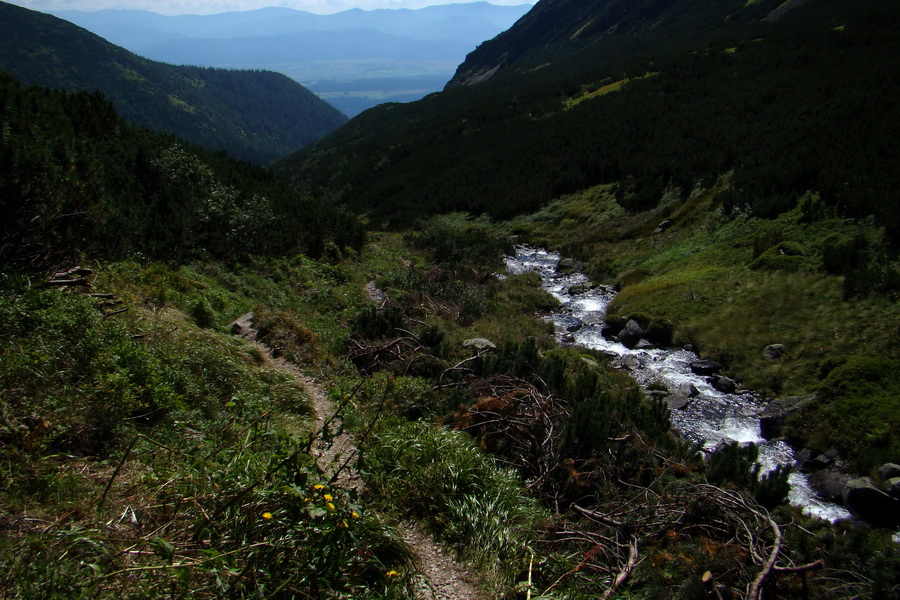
327, 502, 336, 511
262, 512, 273, 520
351, 511, 360, 519
323, 493, 333, 502
386, 570, 400, 578
313, 484, 325, 490
341, 519, 349, 528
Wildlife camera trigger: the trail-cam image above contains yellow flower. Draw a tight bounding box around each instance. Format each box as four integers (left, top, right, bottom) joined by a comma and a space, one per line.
323, 493, 334, 502
341, 519, 349, 528
351, 511, 359, 519
386, 570, 400, 578
327, 502, 336, 511
262, 512, 272, 520
313, 484, 325, 490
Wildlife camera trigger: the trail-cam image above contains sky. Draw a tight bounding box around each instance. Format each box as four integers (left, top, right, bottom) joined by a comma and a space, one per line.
8, 0, 537, 15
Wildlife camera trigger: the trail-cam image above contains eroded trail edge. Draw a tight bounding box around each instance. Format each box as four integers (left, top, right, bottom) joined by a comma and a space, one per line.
233, 312, 484, 600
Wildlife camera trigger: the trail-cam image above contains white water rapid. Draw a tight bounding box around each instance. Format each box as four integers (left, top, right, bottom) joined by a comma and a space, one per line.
505, 245, 852, 522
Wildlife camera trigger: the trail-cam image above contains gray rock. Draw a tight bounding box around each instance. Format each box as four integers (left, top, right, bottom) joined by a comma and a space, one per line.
842, 477, 900, 528
653, 219, 674, 234
565, 320, 584, 333
622, 355, 644, 371
759, 393, 816, 439
666, 394, 691, 410
883, 477, 900, 498
763, 344, 788, 360
877, 463, 900, 480
808, 469, 851, 503
635, 339, 655, 350
616, 319, 645, 349
690, 359, 722, 376
709, 374, 737, 394
677, 382, 700, 397
463, 338, 497, 352
229, 312, 257, 338
809, 448, 840, 470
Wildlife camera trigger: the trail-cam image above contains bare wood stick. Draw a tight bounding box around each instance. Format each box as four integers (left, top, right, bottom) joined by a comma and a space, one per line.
103, 307, 129, 318
572, 504, 626, 528
773, 560, 824, 574
601, 537, 639, 600
746, 515, 783, 600
703, 571, 725, 600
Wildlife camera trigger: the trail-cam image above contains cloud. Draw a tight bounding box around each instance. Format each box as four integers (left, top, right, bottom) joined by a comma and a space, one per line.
9, 0, 537, 16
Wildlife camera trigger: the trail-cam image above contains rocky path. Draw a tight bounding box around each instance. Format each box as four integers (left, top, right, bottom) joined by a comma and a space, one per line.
233, 310, 484, 600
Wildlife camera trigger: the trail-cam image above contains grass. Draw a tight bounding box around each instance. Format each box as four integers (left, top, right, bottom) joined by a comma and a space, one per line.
511, 177, 900, 469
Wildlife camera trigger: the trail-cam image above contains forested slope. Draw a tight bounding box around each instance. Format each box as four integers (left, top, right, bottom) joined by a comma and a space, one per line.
0, 1, 347, 164
279, 0, 899, 235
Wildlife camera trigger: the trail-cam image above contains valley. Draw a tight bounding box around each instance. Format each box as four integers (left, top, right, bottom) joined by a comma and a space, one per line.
1, 0, 899, 598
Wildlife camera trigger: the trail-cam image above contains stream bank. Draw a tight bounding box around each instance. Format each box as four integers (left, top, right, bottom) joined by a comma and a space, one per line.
505, 245, 854, 522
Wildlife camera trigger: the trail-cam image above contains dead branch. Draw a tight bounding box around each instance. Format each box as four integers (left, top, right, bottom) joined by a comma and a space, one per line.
602, 536, 640, 600
746, 514, 783, 600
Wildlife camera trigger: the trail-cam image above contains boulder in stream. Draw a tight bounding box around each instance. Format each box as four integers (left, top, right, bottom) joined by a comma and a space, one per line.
759, 393, 816, 439
878, 462, 900, 480
690, 359, 722, 376
708, 374, 737, 394
665, 394, 692, 411
884, 477, 900, 499
616, 319, 645, 349
842, 477, 900, 528
677, 382, 700, 397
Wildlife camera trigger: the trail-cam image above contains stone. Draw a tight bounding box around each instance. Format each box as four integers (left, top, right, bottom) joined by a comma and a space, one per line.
229, 312, 256, 337
622, 355, 644, 371
709, 374, 737, 394
808, 469, 851, 503
877, 463, 900, 481
758, 393, 816, 439
763, 344, 788, 360
690, 359, 722, 376
463, 338, 497, 352
616, 319, 645, 349
653, 219, 674, 234
883, 477, 900, 499
666, 394, 691, 410
842, 477, 900, 528
678, 382, 699, 397
809, 448, 840, 470
635, 339, 655, 350
565, 319, 584, 333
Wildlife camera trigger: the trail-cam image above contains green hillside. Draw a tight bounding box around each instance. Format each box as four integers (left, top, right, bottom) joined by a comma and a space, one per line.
278, 0, 899, 232
0, 1, 347, 165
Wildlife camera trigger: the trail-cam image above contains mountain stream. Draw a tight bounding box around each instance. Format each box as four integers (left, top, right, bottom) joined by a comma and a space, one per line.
505, 246, 852, 522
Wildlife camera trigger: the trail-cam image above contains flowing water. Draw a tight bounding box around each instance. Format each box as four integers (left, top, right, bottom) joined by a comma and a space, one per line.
505, 246, 852, 522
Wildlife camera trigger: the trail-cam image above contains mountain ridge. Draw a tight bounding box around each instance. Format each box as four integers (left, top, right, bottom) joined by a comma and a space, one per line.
0, 1, 346, 164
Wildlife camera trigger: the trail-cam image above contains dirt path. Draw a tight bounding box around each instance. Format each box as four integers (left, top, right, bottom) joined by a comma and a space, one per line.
233, 312, 485, 600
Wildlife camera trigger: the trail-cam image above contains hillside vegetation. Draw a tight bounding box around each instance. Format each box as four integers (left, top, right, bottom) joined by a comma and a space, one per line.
1, 71, 898, 598
0, 1, 347, 164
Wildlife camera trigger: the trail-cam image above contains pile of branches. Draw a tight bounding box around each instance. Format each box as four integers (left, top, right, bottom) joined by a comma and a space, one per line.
448, 375, 570, 493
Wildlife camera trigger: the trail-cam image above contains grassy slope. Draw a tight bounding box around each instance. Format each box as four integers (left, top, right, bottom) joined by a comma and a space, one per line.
513, 180, 900, 472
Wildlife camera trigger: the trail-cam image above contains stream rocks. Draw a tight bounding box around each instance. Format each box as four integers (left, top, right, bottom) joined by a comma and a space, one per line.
689, 359, 723, 376
616, 319, 645, 349
759, 393, 816, 439
841, 476, 900, 528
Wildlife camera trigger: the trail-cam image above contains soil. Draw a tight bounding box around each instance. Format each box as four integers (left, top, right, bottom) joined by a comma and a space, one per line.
238, 315, 485, 600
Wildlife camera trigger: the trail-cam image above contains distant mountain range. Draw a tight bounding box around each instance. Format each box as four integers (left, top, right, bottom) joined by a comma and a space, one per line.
0, 1, 347, 164
51, 2, 532, 117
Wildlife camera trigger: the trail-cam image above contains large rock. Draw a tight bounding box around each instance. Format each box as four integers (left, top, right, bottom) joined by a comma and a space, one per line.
763, 344, 788, 360
759, 393, 816, 439
229, 312, 257, 338
884, 477, 900, 499
665, 394, 691, 410
808, 469, 851, 503
877, 463, 900, 480
677, 382, 700, 397
709, 374, 737, 394
842, 477, 900, 528
463, 338, 497, 352
616, 319, 645, 349
690, 359, 722, 376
